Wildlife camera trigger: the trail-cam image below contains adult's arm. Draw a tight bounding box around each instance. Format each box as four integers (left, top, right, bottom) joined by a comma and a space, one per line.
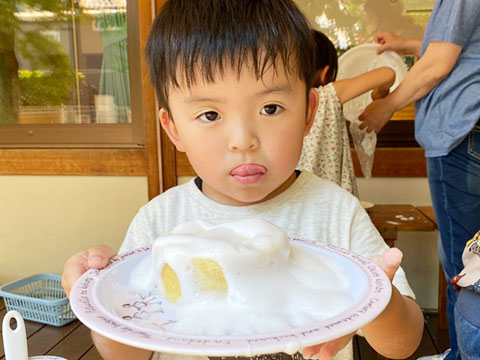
359, 41, 462, 133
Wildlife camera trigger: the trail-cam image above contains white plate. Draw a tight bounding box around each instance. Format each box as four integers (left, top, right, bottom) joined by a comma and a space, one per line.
70, 239, 391, 357
337, 43, 408, 121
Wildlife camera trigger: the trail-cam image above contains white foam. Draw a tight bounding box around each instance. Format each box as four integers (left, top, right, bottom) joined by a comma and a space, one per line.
130, 218, 355, 336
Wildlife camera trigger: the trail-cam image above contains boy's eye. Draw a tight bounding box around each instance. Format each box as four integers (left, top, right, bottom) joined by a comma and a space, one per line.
260, 104, 283, 116
198, 111, 220, 122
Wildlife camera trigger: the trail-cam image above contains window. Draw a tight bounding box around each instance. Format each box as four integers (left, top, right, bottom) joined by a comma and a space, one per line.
0, 1, 160, 198
0, 0, 144, 148
295, 0, 435, 53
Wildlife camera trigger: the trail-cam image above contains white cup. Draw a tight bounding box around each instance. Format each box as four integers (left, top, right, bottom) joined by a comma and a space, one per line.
2, 310, 68, 360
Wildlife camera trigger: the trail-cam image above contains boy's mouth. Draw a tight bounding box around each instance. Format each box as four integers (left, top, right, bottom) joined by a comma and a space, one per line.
230, 164, 267, 184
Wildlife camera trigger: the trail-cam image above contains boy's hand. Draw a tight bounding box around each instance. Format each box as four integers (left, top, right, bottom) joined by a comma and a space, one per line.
302, 332, 355, 360
61, 245, 117, 298
370, 247, 402, 282
302, 248, 402, 359
374, 31, 409, 55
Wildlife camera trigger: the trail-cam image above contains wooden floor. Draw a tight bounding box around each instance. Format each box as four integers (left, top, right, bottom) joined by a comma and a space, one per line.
1, 299, 449, 360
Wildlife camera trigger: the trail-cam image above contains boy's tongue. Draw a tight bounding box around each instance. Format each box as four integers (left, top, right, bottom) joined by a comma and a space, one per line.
230, 164, 266, 184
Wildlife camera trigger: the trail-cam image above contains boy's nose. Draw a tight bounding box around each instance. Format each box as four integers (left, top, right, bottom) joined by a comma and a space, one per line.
227, 121, 260, 152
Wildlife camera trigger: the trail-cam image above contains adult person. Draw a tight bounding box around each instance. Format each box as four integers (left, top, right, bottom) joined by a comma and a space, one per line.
359, 1, 480, 359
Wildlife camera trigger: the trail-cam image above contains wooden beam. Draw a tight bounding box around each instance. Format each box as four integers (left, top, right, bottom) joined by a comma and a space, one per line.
391, 103, 415, 121
352, 147, 427, 177
0, 149, 147, 176
137, 0, 161, 199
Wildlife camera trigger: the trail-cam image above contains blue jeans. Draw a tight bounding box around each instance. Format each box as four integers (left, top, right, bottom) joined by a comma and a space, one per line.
426, 123, 480, 360
454, 286, 480, 360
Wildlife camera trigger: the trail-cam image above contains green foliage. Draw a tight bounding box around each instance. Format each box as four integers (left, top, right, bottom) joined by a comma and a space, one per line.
18, 70, 83, 106
0, 0, 77, 113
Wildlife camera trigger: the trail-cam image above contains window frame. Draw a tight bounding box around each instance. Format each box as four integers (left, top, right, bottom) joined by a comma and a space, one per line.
0, 0, 144, 148
0, 0, 161, 200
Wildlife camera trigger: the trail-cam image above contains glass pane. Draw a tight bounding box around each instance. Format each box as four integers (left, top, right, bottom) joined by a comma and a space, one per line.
0, 0, 130, 125
295, 0, 435, 54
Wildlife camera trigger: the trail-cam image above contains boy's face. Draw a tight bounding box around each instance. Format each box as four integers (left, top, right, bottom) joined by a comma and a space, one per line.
160, 61, 318, 206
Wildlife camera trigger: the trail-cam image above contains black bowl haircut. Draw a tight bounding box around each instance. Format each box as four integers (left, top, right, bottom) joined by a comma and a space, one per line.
145, 0, 317, 113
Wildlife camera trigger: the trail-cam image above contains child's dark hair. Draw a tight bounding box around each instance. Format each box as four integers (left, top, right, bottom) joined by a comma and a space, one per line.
145, 0, 316, 111
312, 30, 338, 83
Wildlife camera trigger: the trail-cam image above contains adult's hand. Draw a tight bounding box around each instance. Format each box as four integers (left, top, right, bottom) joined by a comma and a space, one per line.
374, 31, 409, 55
358, 97, 395, 133
61, 245, 117, 298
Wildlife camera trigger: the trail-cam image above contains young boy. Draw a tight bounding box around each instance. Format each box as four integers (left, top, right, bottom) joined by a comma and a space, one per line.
62, 1, 424, 359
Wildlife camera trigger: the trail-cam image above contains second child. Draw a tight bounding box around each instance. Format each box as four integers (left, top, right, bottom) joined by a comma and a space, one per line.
298, 30, 395, 197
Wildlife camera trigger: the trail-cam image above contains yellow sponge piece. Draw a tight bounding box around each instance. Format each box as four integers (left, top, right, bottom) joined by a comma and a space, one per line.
162, 263, 182, 303
193, 258, 228, 294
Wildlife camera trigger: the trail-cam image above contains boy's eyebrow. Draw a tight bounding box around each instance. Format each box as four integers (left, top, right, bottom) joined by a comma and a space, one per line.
256, 84, 294, 96
181, 84, 294, 104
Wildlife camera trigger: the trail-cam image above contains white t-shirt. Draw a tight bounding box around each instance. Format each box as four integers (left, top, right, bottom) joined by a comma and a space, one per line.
120, 171, 415, 360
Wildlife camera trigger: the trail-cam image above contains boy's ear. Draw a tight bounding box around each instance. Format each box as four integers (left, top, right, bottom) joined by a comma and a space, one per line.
304, 88, 319, 136
159, 108, 185, 152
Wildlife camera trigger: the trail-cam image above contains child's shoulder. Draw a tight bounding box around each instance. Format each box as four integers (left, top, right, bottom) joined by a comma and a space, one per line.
315, 83, 341, 109
140, 180, 195, 213
301, 170, 354, 192
297, 171, 361, 208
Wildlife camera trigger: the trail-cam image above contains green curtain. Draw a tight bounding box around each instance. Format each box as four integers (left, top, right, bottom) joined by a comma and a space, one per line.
96, 11, 130, 123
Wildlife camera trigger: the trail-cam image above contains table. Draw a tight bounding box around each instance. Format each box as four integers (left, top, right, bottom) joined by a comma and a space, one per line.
367, 204, 436, 247
0, 299, 101, 360
367, 204, 447, 329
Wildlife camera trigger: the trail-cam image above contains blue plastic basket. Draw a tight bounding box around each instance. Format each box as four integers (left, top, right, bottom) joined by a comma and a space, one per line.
0, 273, 75, 327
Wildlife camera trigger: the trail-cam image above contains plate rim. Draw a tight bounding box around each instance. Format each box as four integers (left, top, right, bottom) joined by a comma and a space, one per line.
337, 42, 408, 85
70, 239, 392, 356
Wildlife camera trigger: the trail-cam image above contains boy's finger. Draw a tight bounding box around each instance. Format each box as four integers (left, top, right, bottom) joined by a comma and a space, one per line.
371, 247, 403, 281
302, 332, 354, 359
86, 245, 117, 268
61, 246, 116, 298
302, 344, 320, 359
62, 251, 89, 298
